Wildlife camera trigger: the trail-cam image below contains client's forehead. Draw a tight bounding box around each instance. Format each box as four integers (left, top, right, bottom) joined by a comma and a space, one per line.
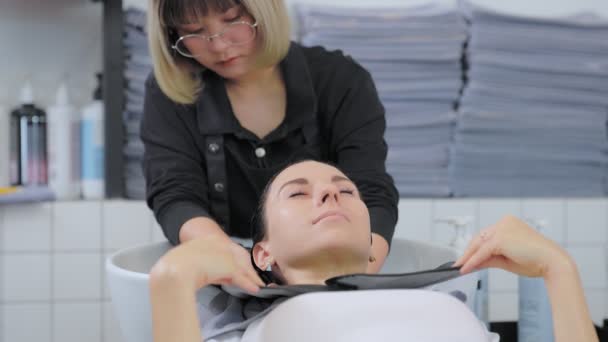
271, 161, 349, 190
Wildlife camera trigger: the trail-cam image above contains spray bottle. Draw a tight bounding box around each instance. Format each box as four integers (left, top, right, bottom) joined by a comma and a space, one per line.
81, 73, 105, 199
518, 218, 554, 342
48, 82, 81, 199
436, 215, 489, 326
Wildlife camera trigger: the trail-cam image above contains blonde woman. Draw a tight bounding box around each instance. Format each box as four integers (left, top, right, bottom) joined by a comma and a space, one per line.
150, 161, 598, 342
141, 0, 398, 282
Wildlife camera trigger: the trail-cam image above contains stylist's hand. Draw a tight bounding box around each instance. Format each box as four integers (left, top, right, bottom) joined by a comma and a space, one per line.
454, 215, 571, 279
150, 234, 264, 293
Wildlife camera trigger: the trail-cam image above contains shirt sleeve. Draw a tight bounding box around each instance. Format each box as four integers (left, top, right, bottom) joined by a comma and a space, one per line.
324, 60, 399, 248
141, 74, 211, 245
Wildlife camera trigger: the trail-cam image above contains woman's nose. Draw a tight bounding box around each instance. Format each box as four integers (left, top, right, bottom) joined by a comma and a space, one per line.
206, 35, 230, 52
315, 184, 340, 206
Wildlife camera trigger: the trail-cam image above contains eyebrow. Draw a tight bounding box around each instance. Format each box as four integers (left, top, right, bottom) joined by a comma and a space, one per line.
277, 175, 354, 195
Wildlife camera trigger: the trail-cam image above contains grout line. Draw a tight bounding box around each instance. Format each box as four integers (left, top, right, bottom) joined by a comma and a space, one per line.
0, 206, 4, 342
50, 202, 55, 342
100, 200, 105, 342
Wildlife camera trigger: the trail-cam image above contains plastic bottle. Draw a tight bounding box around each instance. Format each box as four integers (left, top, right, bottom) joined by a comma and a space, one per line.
81, 73, 105, 199
436, 216, 489, 326
518, 218, 555, 342
9, 82, 47, 186
48, 82, 81, 199
0, 103, 9, 187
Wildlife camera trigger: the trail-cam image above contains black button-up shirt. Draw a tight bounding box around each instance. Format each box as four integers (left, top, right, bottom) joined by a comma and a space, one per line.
141, 42, 399, 246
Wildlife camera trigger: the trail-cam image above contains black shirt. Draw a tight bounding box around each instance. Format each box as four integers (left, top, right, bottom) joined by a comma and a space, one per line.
141, 42, 399, 246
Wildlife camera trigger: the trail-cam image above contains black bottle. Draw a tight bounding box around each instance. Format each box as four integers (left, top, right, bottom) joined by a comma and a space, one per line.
9, 82, 47, 186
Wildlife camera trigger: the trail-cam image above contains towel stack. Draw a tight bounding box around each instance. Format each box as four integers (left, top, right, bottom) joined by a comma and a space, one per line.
451, 2, 608, 196
123, 8, 151, 199
296, 4, 467, 197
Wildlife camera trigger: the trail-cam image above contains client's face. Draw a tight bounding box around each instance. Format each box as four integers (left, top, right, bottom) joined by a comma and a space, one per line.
261, 161, 371, 272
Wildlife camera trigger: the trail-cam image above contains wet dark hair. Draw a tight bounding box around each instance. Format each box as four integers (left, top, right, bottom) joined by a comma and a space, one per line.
249, 159, 350, 284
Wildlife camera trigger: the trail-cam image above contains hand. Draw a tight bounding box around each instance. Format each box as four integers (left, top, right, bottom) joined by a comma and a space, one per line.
454, 215, 572, 279
150, 235, 265, 293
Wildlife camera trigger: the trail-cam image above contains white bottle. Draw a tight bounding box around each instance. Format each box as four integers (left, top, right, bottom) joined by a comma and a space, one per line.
81, 74, 105, 199
0, 103, 9, 187
518, 218, 554, 342
48, 83, 81, 199
436, 216, 489, 326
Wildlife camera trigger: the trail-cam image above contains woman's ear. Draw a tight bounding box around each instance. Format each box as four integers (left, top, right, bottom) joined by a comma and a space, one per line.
252, 242, 272, 270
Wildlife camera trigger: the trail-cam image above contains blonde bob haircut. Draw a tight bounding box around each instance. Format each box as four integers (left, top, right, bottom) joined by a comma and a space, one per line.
148, 0, 291, 104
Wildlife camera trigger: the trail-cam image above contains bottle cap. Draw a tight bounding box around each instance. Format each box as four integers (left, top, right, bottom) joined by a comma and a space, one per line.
20, 81, 34, 104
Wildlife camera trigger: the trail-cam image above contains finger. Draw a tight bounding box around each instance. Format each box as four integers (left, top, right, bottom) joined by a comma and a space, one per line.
454, 234, 484, 267
230, 271, 261, 294
244, 266, 266, 287
460, 240, 498, 274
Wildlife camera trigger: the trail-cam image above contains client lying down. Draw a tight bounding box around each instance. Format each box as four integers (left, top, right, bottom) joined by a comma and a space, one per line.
149, 160, 598, 342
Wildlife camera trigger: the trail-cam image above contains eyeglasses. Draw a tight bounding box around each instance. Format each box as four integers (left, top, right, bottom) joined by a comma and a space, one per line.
172, 21, 259, 58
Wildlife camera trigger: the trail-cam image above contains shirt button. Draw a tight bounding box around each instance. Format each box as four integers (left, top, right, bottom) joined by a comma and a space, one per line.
208, 143, 220, 154
214, 182, 224, 192
255, 147, 266, 158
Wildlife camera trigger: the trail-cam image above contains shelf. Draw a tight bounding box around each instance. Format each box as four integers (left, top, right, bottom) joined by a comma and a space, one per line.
101, 0, 125, 198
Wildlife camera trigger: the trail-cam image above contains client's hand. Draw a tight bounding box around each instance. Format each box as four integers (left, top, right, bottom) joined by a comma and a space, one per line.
150, 235, 264, 293
454, 215, 573, 279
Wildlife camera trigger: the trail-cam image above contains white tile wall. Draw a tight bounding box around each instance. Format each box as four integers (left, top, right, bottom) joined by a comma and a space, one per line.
0, 198, 605, 341
489, 292, 518, 322
2, 303, 51, 342
103, 301, 124, 342
2, 254, 51, 302
54, 302, 101, 342
431, 199, 477, 245
567, 246, 607, 289
53, 253, 102, 300
1, 203, 52, 252
394, 200, 432, 242
53, 201, 102, 251
522, 199, 566, 244
102, 200, 152, 250
566, 199, 608, 245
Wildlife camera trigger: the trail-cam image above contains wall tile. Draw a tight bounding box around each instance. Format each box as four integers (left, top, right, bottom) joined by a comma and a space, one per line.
53, 253, 101, 300
567, 247, 606, 289
394, 200, 432, 242
566, 199, 607, 245
488, 292, 518, 322
478, 199, 522, 229
103, 301, 124, 342
54, 302, 101, 342
488, 268, 519, 293
1, 203, 52, 252
2, 303, 51, 342
103, 200, 152, 250
521, 199, 566, 244
431, 199, 478, 247
53, 201, 102, 251
2, 254, 51, 301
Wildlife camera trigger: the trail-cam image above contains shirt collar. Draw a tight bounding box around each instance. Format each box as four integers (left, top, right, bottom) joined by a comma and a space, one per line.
196, 42, 317, 136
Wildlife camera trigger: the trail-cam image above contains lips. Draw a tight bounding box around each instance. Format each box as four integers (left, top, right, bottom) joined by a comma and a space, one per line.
219, 56, 239, 64
313, 210, 349, 225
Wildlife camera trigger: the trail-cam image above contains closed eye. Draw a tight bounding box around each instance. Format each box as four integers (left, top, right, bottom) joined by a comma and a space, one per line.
340, 189, 355, 195
226, 14, 242, 22
289, 192, 306, 198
